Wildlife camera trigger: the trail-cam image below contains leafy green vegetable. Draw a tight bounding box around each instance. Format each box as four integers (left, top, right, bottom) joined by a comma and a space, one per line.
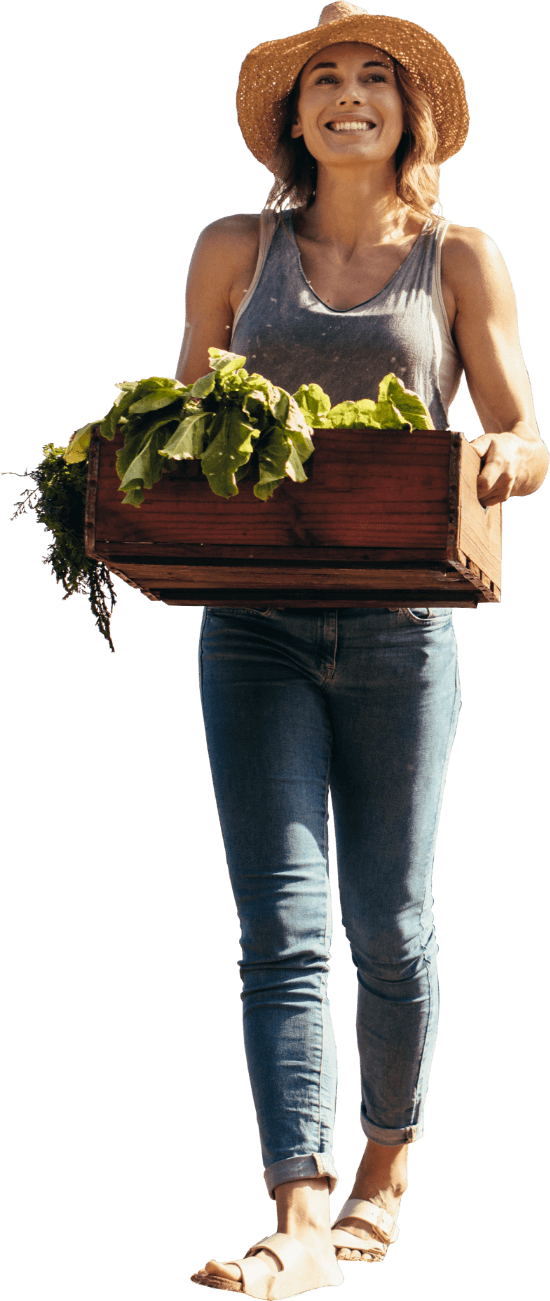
68, 352, 433, 507
88, 349, 318, 505
320, 374, 435, 432
9, 353, 434, 649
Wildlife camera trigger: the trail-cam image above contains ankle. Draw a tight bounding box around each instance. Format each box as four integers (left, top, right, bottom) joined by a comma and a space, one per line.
275, 1177, 332, 1243
350, 1139, 409, 1204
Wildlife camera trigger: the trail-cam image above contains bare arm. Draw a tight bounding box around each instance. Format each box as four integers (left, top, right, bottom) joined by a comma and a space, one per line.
171, 218, 241, 385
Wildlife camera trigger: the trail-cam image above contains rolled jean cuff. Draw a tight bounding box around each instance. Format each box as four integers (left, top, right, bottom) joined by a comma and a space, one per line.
264, 1153, 338, 1199
361, 1115, 423, 1146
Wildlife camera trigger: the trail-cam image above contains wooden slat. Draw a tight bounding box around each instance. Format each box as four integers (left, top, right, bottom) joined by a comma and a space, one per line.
149, 588, 479, 609
115, 563, 475, 590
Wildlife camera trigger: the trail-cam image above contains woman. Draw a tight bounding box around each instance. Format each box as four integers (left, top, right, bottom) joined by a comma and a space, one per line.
180, 5, 547, 1297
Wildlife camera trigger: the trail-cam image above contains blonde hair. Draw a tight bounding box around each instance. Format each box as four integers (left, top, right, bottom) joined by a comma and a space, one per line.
266, 55, 444, 228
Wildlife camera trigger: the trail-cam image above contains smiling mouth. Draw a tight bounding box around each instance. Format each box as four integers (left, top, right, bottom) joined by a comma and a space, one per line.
325, 120, 376, 132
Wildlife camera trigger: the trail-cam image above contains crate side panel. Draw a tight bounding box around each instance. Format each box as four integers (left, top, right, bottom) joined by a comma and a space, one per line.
93, 431, 452, 551
457, 440, 502, 586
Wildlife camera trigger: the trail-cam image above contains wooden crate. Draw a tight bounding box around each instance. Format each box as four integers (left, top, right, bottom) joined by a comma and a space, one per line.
85, 427, 502, 608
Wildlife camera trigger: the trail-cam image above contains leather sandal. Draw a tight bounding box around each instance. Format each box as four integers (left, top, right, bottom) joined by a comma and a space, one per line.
331, 1197, 400, 1263
191, 1230, 343, 1299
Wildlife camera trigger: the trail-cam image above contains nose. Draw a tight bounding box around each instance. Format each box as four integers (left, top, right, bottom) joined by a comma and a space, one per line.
338, 79, 369, 100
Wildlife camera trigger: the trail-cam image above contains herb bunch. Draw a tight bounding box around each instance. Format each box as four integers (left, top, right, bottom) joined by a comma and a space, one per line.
10, 444, 116, 651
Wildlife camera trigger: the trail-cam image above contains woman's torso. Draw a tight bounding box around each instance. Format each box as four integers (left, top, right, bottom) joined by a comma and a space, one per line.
230, 206, 462, 343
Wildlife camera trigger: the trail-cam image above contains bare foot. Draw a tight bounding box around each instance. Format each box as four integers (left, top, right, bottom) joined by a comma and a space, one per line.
333, 1138, 408, 1262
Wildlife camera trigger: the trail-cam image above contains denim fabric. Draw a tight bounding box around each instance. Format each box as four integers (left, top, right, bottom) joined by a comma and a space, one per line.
199, 607, 461, 1197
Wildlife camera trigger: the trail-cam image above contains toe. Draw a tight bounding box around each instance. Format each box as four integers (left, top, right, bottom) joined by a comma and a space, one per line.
204, 1259, 242, 1283
349, 1250, 361, 1261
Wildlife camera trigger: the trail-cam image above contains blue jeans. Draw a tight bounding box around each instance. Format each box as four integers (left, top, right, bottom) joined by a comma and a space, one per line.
199, 607, 461, 1198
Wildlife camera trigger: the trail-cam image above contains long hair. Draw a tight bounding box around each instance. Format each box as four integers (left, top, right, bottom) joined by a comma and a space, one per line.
266, 58, 443, 228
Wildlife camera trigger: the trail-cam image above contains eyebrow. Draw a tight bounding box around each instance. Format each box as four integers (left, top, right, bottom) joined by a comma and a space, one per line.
308, 59, 393, 73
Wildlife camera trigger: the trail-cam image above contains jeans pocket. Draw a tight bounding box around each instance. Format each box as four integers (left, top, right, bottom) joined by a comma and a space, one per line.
404, 607, 451, 625
405, 607, 432, 624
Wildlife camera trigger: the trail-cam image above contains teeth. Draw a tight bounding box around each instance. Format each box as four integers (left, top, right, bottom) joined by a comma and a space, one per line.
330, 121, 373, 131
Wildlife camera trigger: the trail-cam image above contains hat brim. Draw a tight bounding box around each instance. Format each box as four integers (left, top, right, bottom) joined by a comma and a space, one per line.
237, 14, 469, 168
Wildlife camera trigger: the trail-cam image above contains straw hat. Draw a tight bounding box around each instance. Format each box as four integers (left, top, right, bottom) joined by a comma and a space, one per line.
237, 3, 468, 168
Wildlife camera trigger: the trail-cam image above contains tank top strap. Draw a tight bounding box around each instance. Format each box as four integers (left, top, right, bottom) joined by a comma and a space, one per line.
232, 210, 278, 338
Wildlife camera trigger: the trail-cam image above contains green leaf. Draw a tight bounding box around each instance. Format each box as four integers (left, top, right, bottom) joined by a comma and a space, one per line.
208, 347, 247, 376
254, 427, 292, 500
284, 443, 308, 483
378, 374, 434, 429
64, 421, 97, 464
117, 417, 176, 492
121, 484, 145, 507
191, 371, 217, 400
293, 383, 331, 424
242, 389, 273, 430
158, 410, 212, 460
223, 367, 250, 394
102, 392, 135, 436
324, 399, 378, 428
130, 390, 185, 411
239, 373, 280, 417
283, 395, 315, 461
199, 408, 259, 498
372, 398, 411, 430
272, 388, 289, 424
100, 378, 184, 440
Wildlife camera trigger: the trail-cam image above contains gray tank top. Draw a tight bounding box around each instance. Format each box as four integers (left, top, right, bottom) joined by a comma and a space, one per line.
231, 212, 460, 428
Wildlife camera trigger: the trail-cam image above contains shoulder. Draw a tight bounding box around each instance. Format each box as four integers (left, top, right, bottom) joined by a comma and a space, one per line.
442, 223, 499, 253
441, 224, 513, 297
205, 210, 263, 253
188, 214, 263, 303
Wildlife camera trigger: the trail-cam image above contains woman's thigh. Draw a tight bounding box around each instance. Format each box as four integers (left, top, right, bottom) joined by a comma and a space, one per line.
326, 608, 461, 968
198, 608, 335, 960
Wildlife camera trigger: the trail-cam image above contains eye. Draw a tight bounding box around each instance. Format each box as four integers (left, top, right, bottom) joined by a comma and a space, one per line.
315, 74, 338, 84
364, 73, 388, 83
315, 74, 390, 85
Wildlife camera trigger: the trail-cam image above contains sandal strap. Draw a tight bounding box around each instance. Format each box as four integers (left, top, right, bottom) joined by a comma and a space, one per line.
332, 1197, 399, 1244
331, 1222, 392, 1254
245, 1234, 304, 1271
239, 1233, 325, 1295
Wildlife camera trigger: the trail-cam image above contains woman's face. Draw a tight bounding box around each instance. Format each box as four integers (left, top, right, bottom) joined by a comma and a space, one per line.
291, 42, 405, 170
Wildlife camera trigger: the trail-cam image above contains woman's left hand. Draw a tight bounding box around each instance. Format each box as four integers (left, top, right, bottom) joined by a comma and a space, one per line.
470, 428, 548, 506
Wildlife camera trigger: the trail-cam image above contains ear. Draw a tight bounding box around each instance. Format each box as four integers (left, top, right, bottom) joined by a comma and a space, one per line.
290, 117, 304, 139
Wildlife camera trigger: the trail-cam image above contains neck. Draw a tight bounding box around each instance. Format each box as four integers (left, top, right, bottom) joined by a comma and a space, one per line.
299, 160, 414, 248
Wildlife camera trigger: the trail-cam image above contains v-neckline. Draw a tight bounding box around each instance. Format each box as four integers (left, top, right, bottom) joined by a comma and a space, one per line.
287, 213, 430, 313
